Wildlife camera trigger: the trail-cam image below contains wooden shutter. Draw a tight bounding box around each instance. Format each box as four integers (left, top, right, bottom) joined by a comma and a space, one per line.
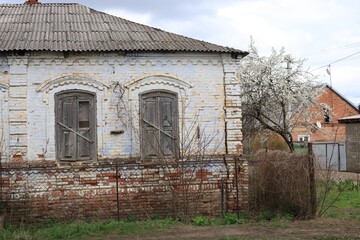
141, 91, 178, 159
160, 96, 175, 156
61, 98, 76, 159
56, 91, 96, 161
143, 99, 159, 157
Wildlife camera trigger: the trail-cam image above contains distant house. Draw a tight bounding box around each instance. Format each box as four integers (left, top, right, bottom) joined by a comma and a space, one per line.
0, 1, 248, 222
292, 85, 359, 143
338, 115, 360, 173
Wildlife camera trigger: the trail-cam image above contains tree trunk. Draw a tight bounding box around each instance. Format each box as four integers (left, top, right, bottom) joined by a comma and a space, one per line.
279, 132, 295, 153
287, 141, 295, 153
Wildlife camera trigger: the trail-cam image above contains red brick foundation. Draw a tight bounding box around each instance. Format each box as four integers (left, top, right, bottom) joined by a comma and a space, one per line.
0, 156, 248, 224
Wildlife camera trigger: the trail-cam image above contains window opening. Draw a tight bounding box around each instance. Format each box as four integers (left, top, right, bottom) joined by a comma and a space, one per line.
55, 91, 96, 161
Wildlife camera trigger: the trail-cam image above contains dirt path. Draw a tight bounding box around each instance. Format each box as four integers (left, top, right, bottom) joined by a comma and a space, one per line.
88, 218, 360, 240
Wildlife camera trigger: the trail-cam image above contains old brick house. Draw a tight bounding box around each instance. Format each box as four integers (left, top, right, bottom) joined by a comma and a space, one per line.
292, 85, 359, 143
338, 115, 360, 173
0, 1, 248, 222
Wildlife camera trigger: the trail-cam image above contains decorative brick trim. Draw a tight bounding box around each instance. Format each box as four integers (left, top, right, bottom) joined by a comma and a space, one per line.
29, 57, 222, 67
36, 74, 110, 93
124, 74, 193, 91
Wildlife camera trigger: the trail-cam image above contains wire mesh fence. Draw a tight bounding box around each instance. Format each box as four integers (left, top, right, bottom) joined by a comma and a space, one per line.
0, 159, 246, 224
247, 150, 316, 219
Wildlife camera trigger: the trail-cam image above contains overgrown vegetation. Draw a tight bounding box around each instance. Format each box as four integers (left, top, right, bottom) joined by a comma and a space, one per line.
0, 214, 248, 239
0, 219, 179, 240
318, 179, 360, 222
1, 185, 358, 240
294, 143, 308, 154
248, 150, 315, 219
192, 213, 249, 226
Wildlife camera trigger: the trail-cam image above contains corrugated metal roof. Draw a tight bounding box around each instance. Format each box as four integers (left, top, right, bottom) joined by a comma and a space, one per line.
0, 3, 246, 55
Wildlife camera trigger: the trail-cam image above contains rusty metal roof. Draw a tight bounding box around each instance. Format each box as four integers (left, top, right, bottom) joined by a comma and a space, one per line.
0, 3, 246, 55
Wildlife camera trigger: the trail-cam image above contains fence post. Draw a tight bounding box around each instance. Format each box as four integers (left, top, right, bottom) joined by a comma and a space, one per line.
116, 162, 120, 221
308, 143, 317, 218
221, 178, 224, 217
234, 157, 240, 218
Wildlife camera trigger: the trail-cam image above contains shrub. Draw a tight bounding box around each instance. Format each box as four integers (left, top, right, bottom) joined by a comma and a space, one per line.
192, 216, 210, 226
337, 179, 358, 191
251, 131, 289, 152
248, 150, 314, 219
222, 213, 248, 224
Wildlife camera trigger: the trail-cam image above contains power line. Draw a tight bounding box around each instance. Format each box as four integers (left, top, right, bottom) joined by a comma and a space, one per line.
302, 41, 360, 57
311, 50, 360, 72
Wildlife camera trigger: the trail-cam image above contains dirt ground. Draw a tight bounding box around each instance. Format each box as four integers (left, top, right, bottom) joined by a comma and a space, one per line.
88, 218, 360, 240
87, 171, 360, 240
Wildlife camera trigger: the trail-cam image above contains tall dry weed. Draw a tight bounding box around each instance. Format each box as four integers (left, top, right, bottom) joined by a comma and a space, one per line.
248, 150, 314, 219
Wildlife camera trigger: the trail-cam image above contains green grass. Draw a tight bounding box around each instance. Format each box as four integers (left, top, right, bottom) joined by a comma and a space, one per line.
294, 143, 308, 154
0, 214, 253, 240
191, 213, 250, 226
0, 218, 179, 240
1, 181, 358, 240
318, 180, 360, 222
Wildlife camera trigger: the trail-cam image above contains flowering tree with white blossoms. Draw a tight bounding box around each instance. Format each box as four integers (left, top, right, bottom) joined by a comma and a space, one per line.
239, 40, 321, 152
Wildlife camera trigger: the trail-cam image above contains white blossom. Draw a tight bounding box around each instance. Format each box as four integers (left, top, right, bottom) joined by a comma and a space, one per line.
240, 39, 321, 152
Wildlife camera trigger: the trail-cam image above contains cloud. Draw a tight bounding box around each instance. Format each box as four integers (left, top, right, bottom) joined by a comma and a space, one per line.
1, 0, 359, 102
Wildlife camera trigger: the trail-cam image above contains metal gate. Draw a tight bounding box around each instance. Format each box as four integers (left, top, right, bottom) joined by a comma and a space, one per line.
310, 142, 346, 171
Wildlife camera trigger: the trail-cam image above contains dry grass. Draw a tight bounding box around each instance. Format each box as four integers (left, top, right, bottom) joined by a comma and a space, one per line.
248, 150, 314, 219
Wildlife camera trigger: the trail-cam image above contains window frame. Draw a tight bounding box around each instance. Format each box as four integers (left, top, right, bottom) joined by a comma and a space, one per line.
298, 135, 310, 142
321, 104, 331, 124
55, 90, 97, 162
140, 90, 179, 160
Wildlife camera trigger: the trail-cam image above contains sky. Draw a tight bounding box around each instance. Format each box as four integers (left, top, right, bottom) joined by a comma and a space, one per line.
2, 0, 360, 105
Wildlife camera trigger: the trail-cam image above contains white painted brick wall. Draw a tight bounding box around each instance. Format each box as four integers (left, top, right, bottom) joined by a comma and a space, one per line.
0, 59, 9, 160
2, 52, 242, 161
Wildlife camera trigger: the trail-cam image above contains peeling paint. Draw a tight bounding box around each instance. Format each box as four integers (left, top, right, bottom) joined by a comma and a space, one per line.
2, 52, 242, 161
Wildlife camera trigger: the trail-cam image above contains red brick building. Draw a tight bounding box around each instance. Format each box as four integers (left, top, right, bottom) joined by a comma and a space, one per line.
292, 85, 359, 143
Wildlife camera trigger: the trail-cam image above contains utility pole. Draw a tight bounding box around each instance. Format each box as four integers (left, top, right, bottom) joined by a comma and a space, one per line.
326, 65, 334, 124
326, 64, 332, 86
285, 55, 292, 75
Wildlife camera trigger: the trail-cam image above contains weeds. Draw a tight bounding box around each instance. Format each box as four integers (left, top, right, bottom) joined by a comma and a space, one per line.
317, 178, 360, 218
0, 213, 253, 239
255, 211, 293, 222
336, 179, 359, 192
318, 179, 360, 222
192, 216, 210, 226
0, 219, 179, 240
222, 213, 248, 225
0, 180, 357, 239
248, 150, 314, 219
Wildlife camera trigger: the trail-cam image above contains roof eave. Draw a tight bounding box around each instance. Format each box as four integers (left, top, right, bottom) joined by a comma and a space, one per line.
324, 84, 360, 113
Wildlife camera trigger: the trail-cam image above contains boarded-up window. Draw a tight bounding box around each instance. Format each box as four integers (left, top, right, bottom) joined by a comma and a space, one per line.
55, 91, 96, 161
141, 91, 178, 159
